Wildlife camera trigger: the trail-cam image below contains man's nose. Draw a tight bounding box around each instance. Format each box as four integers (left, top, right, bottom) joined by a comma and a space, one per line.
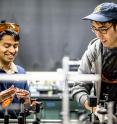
9, 46, 16, 53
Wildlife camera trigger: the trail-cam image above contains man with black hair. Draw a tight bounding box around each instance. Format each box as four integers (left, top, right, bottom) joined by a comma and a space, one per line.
71, 2, 117, 123
0, 21, 31, 118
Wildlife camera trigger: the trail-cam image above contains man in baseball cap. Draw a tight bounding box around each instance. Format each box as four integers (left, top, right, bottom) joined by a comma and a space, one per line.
72, 2, 117, 123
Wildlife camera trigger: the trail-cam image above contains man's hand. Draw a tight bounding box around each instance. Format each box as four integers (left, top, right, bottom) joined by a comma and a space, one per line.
1, 96, 14, 109
16, 88, 31, 105
0, 85, 16, 103
84, 100, 96, 112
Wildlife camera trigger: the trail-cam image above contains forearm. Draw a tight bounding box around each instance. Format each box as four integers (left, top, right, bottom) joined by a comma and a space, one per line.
76, 92, 88, 106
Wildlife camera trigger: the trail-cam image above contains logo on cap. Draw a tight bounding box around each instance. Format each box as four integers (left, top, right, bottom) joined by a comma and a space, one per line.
94, 5, 102, 13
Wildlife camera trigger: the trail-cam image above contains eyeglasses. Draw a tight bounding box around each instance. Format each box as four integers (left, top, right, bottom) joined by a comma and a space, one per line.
91, 24, 113, 34
0, 22, 20, 33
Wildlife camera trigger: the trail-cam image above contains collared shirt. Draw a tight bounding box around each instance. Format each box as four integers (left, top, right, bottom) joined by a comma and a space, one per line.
0, 62, 18, 74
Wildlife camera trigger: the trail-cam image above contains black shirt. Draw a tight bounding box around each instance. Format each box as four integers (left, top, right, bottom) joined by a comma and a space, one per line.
100, 46, 117, 101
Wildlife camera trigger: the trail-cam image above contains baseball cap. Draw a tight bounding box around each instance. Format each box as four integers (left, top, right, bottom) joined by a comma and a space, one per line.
83, 2, 117, 22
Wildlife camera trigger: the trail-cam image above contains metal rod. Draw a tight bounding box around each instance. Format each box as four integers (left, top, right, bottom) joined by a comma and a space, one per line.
107, 102, 114, 124
62, 56, 70, 124
0, 73, 100, 82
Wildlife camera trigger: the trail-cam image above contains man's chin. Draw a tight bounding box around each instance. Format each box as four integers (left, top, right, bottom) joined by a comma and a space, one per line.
103, 43, 110, 48
5, 59, 14, 63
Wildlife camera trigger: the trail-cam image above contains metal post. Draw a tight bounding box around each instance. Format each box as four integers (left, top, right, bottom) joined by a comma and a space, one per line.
107, 102, 114, 124
4, 108, 9, 124
62, 56, 70, 124
18, 99, 26, 124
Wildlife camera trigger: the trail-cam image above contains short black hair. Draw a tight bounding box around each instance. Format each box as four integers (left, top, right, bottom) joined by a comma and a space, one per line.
0, 30, 20, 41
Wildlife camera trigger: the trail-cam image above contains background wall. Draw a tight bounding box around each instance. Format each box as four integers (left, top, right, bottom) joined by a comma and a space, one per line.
0, 0, 116, 71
